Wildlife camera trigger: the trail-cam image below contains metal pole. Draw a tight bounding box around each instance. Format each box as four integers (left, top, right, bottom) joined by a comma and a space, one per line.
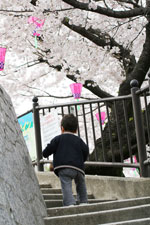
32, 96, 44, 171
130, 80, 148, 177
148, 73, 150, 93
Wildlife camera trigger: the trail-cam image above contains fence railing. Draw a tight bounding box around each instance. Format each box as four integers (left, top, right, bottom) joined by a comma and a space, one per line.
18, 79, 150, 177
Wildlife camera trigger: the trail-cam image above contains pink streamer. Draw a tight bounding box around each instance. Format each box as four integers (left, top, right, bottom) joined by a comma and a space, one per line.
28, 16, 45, 28
0, 47, 6, 71
28, 16, 45, 37
96, 112, 106, 125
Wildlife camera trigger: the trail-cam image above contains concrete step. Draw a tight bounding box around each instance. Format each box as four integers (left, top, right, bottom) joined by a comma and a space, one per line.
43, 193, 64, 200
39, 184, 52, 188
100, 217, 150, 225
40, 185, 106, 208
44, 204, 150, 225
40, 184, 107, 208
46, 196, 150, 217
38, 173, 150, 225
43, 193, 94, 200
39, 175, 150, 225
45, 198, 117, 208
41, 188, 62, 194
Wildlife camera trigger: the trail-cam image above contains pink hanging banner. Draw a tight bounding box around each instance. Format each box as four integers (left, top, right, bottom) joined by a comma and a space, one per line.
70, 83, 82, 99
0, 47, 6, 71
96, 112, 106, 125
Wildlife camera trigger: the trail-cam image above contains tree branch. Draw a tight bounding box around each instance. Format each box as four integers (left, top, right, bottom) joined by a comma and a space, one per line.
24, 85, 98, 100
62, 17, 136, 74
0, 7, 75, 15
115, 0, 140, 8
67, 74, 113, 98
119, 22, 150, 95
62, 0, 147, 19
24, 85, 73, 98
30, 0, 37, 6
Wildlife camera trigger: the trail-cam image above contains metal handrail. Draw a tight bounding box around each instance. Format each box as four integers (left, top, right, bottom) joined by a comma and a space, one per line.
38, 159, 140, 168
18, 80, 150, 177
36, 95, 132, 110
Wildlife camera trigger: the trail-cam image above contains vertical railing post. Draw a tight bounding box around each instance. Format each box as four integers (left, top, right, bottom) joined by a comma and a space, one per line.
148, 73, 150, 93
32, 97, 44, 171
130, 79, 148, 177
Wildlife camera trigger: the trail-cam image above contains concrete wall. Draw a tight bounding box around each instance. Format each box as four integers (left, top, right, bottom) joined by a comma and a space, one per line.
36, 171, 150, 200
0, 85, 47, 225
85, 175, 150, 200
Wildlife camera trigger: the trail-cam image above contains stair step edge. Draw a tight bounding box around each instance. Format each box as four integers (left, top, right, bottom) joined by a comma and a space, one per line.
99, 217, 150, 225
45, 203, 150, 219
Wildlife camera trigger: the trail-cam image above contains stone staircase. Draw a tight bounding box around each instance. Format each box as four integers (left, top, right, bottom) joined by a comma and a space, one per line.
40, 184, 150, 225
41, 184, 110, 208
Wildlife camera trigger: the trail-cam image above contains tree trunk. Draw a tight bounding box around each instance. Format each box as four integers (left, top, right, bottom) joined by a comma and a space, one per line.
86, 23, 150, 176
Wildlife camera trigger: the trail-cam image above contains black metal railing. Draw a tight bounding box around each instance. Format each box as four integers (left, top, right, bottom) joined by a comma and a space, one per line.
18, 79, 150, 177
131, 80, 150, 177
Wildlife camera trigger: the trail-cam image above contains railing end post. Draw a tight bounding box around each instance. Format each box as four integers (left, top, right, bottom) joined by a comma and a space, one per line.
32, 96, 43, 172
130, 79, 139, 88
148, 73, 150, 93
32, 96, 38, 104
130, 79, 148, 177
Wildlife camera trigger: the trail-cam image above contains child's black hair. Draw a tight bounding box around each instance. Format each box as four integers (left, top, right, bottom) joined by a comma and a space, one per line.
61, 114, 78, 133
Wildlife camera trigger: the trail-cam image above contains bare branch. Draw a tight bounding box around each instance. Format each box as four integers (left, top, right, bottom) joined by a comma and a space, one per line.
130, 25, 145, 44
25, 85, 72, 98
24, 85, 98, 100
0, 7, 75, 16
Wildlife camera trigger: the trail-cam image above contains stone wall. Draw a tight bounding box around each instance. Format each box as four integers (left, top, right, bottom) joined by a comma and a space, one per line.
0, 85, 47, 225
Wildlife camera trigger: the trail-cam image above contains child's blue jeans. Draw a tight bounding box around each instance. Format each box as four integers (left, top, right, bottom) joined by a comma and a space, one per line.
58, 168, 88, 206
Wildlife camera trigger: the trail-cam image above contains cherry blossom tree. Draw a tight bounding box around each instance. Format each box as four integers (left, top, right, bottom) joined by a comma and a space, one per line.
0, 1, 149, 107
0, 0, 150, 173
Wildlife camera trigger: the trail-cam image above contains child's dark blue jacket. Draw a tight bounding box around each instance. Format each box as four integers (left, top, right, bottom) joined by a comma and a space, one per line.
43, 133, 89, 176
